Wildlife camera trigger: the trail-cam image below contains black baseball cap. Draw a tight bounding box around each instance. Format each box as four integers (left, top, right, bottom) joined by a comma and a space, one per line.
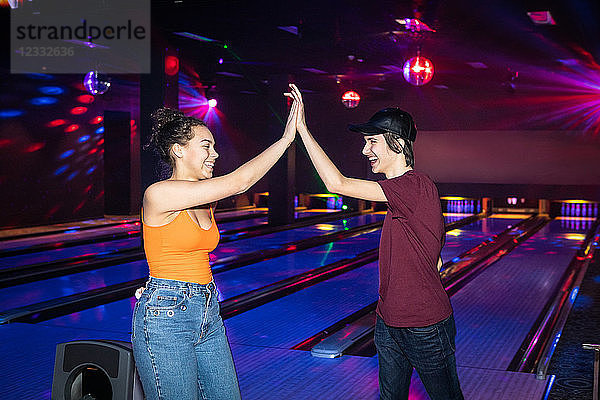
348, 107, 417, 142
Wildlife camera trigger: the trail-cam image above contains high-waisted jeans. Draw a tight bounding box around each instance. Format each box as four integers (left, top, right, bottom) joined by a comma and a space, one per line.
131, 277, 241, 400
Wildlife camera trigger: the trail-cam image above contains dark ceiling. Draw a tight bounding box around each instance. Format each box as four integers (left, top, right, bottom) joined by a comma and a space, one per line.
153, 0, 600, 97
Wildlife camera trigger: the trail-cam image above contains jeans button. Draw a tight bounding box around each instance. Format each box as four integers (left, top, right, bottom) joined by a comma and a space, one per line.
167, 310, 174, 317
153, 310, 160, 316
181, 305, 187, 311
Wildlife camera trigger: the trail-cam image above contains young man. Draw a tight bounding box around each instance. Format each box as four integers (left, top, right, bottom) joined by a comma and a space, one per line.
287, 84, 463, 400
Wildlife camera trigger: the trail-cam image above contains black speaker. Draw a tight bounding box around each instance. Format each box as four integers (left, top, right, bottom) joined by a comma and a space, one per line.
51, 340, 144, 400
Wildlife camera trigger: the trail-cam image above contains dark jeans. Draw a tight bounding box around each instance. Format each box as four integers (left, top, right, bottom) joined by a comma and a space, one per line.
374, 314, 464, 400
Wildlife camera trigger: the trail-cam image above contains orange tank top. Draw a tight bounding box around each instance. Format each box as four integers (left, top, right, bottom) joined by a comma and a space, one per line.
143, 208, 219, 284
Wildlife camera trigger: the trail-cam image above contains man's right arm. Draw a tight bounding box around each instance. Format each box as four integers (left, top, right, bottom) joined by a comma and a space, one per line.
288, 84, 388, 202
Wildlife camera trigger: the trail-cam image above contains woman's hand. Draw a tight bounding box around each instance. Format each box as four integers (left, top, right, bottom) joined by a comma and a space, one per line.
282, 91, 299, 145
287, 84, 308, 135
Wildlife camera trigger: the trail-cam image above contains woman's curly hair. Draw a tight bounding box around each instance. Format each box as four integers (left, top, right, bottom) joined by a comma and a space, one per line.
147, 107, 206, 168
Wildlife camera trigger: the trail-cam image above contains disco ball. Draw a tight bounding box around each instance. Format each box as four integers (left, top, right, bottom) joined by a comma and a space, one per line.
83, 71, 111, 95
402, 56, 434, 86
341, 90, 361, 109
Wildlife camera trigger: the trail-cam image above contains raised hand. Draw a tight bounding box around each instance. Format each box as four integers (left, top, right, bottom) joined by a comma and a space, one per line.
282, 91, 299, 144
287, 84, 308, 134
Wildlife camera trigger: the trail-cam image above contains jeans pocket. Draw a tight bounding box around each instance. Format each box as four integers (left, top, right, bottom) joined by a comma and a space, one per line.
442, 317, 457, 354
407, 325, 437, 335
146, 288, 186, 310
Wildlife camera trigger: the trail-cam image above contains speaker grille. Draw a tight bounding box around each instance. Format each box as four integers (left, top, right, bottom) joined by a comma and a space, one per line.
63, 343, 120, 378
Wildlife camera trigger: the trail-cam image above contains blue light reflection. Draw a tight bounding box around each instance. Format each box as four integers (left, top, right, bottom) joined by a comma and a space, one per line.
59, 150, 75, 159
30, 97, 58, 105
39, 86, 64, 95
0, 109, 24, 118
54, 165, 68, 175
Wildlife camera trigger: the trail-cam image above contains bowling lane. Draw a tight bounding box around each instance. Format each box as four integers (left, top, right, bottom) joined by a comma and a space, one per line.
213, 207, 267, 219
0, 221, 141, 254
214, 217, 527, 348
0, 260, 148, 313
39, 215, 521, 337
216, 209, 335, 233
39, 230, 384, 331
0, 210, 336, 271
451, 218, 589, 370
0, 213, 383, 312
0, 237, 140, 270
209, 212, 384, 262
440, 214, 530, 265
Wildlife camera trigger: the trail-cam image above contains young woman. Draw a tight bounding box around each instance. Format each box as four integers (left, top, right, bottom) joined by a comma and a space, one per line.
131, 94, 299, 399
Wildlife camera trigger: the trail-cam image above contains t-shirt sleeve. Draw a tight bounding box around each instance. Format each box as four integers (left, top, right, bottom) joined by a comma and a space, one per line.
377, 175, 418, 218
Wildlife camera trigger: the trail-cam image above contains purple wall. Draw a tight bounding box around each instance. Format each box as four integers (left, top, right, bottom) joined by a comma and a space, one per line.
0, 72, 139, 229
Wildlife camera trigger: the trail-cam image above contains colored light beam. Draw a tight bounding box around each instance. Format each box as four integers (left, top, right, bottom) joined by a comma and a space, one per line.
485, 47, 600, 135
520, 65, 600, 135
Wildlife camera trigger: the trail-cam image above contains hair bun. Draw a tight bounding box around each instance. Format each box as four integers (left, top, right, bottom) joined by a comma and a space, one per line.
151, 107, 185, 134
145, 107, 206, 168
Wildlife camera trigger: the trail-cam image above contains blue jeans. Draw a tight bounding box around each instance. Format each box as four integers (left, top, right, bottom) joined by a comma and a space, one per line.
131, 277, 241, 400
374, 314, 464, 400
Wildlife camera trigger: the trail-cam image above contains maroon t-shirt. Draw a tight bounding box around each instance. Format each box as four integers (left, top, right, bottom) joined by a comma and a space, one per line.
376, 170, 452, 327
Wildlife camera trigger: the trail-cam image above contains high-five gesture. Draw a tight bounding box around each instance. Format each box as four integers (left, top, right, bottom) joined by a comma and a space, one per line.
285, 84, 308, 135
285, 83, 388, 202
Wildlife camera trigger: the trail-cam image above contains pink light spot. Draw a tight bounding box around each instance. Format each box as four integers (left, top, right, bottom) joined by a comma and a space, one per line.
25, 142, 45, 152
90, 116, 103, 124
64, 124, 79, 133
74, 200, 86, 212
77, 94, 95, 104
47, 119, 67, 127
70, 106, 88, 115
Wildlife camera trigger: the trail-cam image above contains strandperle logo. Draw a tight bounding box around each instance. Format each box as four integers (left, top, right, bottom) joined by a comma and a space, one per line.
10, 0, 150, 74
15, 20, 146, 41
